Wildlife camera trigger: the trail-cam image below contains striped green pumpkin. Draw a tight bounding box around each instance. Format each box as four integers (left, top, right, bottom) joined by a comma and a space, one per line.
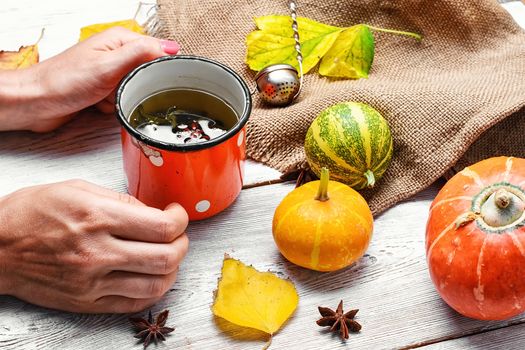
304, 102, 393, 190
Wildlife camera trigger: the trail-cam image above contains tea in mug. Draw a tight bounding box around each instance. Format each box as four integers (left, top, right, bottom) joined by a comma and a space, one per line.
129, 89, 239, 145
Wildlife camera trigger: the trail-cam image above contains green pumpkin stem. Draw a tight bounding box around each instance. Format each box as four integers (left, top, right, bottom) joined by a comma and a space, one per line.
315, 167, 330, 202
364, 170, 376, 188
366, 25, 422, 41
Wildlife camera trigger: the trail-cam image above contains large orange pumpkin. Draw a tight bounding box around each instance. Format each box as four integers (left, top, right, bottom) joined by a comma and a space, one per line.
426, 156, 525, 320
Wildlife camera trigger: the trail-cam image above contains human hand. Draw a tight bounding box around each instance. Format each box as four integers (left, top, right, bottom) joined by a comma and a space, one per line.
0, 180, 189, 313
0, 27, 179, 132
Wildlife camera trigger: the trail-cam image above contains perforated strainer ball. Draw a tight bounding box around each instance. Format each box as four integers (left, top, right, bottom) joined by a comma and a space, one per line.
255, 64, 301, 107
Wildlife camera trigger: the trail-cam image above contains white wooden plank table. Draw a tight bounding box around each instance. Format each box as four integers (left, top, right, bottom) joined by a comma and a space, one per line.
1, 1, 525, 349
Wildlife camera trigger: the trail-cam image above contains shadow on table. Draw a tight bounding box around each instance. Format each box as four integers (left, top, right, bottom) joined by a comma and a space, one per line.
278, 250, 379, 293
213, 314, 270, 342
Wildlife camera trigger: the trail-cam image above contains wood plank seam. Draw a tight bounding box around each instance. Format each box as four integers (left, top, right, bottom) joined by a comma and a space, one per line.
399, 319, 525, 349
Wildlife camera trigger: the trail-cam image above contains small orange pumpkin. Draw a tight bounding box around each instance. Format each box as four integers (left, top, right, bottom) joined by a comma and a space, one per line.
426, 156, 525, 320
272, 168, 374, 272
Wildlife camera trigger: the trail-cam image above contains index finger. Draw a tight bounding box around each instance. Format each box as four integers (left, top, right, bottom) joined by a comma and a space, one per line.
92, 196, 189, 243
67, 180, 146, 206
83, 26, 146, 49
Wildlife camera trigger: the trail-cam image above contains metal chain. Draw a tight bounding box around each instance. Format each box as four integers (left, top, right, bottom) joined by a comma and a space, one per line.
289, 0, 303, 96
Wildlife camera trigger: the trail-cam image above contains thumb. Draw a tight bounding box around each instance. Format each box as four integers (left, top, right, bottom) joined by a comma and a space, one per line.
108, 36, 180, 77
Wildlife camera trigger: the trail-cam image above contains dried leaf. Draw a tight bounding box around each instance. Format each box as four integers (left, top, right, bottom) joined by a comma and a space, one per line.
319, 24, 375, 78
246, 15, 421, 79
0, 29, 44, 70
79, 19, 144, 41
212, 256, 299, 335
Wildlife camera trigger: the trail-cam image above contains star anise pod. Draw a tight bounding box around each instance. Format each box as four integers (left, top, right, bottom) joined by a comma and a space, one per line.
280, 164, 318, 188
316, 300, 361, 340
129, 310, 175, 348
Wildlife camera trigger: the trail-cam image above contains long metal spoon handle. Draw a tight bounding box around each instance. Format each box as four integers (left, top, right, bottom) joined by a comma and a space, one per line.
290, 0, 303, 98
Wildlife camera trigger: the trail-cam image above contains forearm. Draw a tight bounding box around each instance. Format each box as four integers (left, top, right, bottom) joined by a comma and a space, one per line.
0, 67, 48, 131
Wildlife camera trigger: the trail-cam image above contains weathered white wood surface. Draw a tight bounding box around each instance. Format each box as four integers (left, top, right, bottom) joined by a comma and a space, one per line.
504, 1, 525, 27
2, 183, 525, 350
1, 0, 152, 60
1, 1, 525, 350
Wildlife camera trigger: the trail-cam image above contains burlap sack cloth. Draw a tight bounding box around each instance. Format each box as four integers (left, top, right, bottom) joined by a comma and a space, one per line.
152, 0, 525, 215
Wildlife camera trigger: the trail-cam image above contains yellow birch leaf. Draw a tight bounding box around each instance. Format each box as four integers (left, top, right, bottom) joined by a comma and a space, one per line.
319, 24, 375, 79
212, 256, 299, 335
0, 29, 43, 70
246, 15, 343, 74
79, 19, 144, 42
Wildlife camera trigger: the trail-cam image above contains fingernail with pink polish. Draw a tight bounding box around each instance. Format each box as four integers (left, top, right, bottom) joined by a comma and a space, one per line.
160, 40, 180, 54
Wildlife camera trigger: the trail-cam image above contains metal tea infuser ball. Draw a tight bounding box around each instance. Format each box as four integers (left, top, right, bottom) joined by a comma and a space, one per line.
254, 0, 303, 107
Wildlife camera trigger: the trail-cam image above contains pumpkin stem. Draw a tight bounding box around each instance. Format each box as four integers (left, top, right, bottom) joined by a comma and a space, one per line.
364, 170, 376, 188
315, 167, 330, 202
480, 188, 525, 227
494, 189, 511, 209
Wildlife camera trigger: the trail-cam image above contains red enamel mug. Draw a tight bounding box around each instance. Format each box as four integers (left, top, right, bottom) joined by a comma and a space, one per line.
115, 56, 252, 220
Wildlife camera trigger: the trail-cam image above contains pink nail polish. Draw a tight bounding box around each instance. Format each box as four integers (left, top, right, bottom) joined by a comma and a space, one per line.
160, 40, 180, 54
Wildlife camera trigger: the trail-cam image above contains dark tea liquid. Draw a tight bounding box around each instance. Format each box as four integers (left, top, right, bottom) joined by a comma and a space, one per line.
129, 89, 239, 145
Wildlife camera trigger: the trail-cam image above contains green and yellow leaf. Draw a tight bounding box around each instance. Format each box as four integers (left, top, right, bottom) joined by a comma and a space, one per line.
246, 15, 421, 79
319, 24, 375, 78
246, 15, 343, 74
